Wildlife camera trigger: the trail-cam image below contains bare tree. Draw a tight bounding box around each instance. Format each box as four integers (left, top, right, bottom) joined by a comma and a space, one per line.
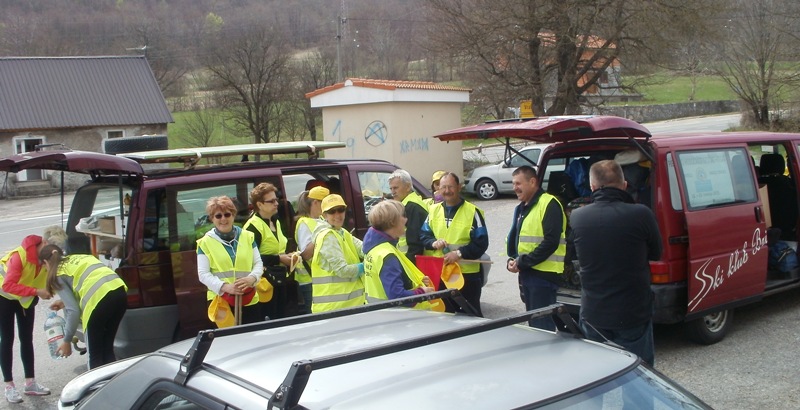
291, 50, 337, 141
424, 0, 725, 117
713, 0, 800, 127
202, 22, 292, 145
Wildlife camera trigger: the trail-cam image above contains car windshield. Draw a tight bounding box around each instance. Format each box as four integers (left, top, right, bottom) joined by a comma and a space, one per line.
540, 365, 707, 409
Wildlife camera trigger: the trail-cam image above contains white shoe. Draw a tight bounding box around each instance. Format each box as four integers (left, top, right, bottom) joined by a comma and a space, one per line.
23, 381, 50, 396
5, 385, 23, 403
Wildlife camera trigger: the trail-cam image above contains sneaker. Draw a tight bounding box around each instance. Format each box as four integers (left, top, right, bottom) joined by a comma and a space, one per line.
23, 382, 50, 396
5, 386, 22, 403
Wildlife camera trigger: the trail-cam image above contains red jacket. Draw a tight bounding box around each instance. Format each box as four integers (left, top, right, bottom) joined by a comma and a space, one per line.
2, 235, 44, 297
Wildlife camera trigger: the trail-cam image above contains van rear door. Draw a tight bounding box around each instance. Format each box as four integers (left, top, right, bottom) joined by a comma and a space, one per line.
672, 147, 768, 318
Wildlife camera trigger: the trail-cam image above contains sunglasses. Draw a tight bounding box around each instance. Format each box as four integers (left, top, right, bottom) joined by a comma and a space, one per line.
213, 212, 233, 220
326, 207, 346, 214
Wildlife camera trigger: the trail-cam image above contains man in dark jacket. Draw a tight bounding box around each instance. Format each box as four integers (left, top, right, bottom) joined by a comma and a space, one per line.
506, 166, 566, 330
569, 159, 662, 366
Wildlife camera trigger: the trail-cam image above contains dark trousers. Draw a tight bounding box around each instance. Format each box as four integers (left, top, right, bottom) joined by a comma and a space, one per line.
0, 296, 37, 381
260, 281, 299, 320
86, 287, 127, 370
580, 318, 655, 367
440, 273, 483, 317
518, 273, 558, 331
298, 284, 312, 315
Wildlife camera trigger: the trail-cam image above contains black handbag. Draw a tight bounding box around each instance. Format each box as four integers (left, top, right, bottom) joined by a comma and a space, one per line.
263, 265, 292, 287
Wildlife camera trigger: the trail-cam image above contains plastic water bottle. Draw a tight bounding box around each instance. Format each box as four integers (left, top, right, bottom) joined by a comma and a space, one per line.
44, 311, 66, 360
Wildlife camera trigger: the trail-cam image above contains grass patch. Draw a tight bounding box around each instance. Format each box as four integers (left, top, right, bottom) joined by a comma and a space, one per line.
623, 73, 737, 105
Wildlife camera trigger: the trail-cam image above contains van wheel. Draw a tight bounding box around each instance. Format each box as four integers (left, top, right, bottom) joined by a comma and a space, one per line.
684, 309, 733, 345
476, 179, 498, 200
104, 135, 168, 155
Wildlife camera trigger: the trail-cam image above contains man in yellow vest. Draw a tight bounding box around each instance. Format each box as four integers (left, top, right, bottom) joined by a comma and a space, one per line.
506, 166, 566, 330
388, 169, 428, 264
421, 172, 489, 316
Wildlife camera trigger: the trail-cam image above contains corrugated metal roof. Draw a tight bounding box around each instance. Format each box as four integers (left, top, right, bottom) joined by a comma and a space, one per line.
305, 78, 472, 99
0, 56, 173, 131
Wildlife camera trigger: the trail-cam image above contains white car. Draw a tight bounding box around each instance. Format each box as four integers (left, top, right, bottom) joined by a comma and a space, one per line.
464, 144, 565, 200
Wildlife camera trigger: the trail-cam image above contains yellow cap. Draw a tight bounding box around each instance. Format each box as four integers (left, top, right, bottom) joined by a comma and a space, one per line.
441, 262, 464, 290
321, 194, 347, 213
207, 296, 235, 328
256, 277, 274, 302
432, 170, 447, 184
308, 186, 330, 201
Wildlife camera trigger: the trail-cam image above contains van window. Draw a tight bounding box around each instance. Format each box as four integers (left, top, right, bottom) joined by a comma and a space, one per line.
676, 148, 757, 210
358, 171, 393, 223
666, 153, 683, 211
169, 184, 243, 252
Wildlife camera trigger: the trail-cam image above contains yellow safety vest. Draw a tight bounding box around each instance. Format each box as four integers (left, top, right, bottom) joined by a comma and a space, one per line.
197, 230, 260, 305
56, 254, 127, 329
293, 217, 318, 284
397, 192, 427, 253
311, 228, 364, 312
517, 193, 567, 274
423, 201, 484, 274
0, 246, 46, 308
364, 242, 432, 310
243, 216, 287, 257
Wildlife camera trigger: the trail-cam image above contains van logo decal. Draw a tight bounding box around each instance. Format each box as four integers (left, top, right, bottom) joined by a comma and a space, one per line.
688, 227, 767, 311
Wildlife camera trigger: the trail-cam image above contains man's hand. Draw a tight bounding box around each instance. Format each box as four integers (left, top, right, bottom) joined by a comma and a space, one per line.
432, 239, 448, 250
507, 258, 520, 273
443, 250, 460, 264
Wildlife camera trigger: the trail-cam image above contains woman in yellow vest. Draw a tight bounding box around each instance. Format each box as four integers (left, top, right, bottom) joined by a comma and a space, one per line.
293, 186, 329, 314
197, 196, 263, 325
363, 200, 434, 306
0, 226, 66, 402
310, 194, 365, 313
41, 244, 128, 370
243, 183, 294, 320
422, 170, 447, 209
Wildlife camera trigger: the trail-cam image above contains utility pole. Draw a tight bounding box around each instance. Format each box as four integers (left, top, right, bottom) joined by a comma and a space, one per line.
336, 0, 349, 82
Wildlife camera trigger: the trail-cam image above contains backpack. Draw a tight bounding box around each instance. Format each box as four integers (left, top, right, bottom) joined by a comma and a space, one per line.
768, 240, 799, 273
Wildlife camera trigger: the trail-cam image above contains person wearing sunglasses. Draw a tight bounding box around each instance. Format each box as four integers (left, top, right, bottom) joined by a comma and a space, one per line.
310, 194, 365, 313
197, 196, 263, 325
243, 183, 295, 320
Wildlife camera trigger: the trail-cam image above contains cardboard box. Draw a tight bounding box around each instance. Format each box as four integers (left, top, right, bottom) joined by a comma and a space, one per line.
759, 184, 772, 228
99, 217, 116, 234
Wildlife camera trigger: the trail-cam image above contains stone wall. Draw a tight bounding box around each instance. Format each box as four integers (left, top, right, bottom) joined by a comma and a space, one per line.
584, 100, 740, 123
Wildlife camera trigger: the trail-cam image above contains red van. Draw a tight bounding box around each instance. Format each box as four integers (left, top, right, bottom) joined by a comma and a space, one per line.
436, 116, 800, 344
0, 142, 432, 357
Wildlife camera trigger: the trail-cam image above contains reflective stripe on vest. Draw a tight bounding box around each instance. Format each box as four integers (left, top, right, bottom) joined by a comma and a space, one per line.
0, 246, 46, 308
397, 192, 427, 253
517, 192, 567, 273
57, 254, 127, 329
293, 217, 318, 284
364, 242, 432, 310
311, 228, 364, 312
197, 230, 259, 305
423, 201, 484, 274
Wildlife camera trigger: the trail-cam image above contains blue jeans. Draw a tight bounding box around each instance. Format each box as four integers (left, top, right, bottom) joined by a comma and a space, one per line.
580, 318, 655, 367
519, 273, 558, 331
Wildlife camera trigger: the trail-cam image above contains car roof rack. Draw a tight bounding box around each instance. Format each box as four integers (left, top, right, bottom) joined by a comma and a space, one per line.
172, 290, 581, 409
118, 141, 347, 170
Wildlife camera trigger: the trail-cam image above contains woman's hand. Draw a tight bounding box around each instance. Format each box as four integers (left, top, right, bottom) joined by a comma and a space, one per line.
220, 283, 242, 295
50, 300, 65, 311
57, 341, 72, 358
421, 276, 432, 287
233, 276, 257, 292
421, 286, 435, 294
36, 288, 52, 300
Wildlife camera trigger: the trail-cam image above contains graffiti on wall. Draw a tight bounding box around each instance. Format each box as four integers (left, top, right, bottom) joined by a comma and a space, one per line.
332, 120, 356, 156
365, 121, 388, 147
399, 137, 429, 154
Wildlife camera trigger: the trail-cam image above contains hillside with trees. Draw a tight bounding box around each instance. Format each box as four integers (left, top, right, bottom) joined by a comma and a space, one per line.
2, 0, 799, 143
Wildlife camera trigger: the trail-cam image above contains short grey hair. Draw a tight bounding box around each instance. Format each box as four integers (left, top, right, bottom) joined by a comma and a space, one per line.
389, 169, 412, 187
42, 225, 68, 250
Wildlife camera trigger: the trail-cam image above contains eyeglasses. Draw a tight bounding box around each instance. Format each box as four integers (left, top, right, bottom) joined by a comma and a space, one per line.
261, 198, 279, 204
213, 212, 233, 220
326, 207, 346, 214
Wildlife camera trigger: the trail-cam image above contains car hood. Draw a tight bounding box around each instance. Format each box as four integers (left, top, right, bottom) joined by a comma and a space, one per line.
434, 115, 651, 143
0, 150, 143, 175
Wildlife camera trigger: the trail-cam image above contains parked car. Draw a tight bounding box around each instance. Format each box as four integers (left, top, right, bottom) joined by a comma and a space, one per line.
436, 115, 800, 344
463, 144, 565, 200
0, 141, 434, 358
58, 294, 711, 410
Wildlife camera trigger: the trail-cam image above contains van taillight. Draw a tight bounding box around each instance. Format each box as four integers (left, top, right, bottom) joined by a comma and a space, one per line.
650, 261, 671, 284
